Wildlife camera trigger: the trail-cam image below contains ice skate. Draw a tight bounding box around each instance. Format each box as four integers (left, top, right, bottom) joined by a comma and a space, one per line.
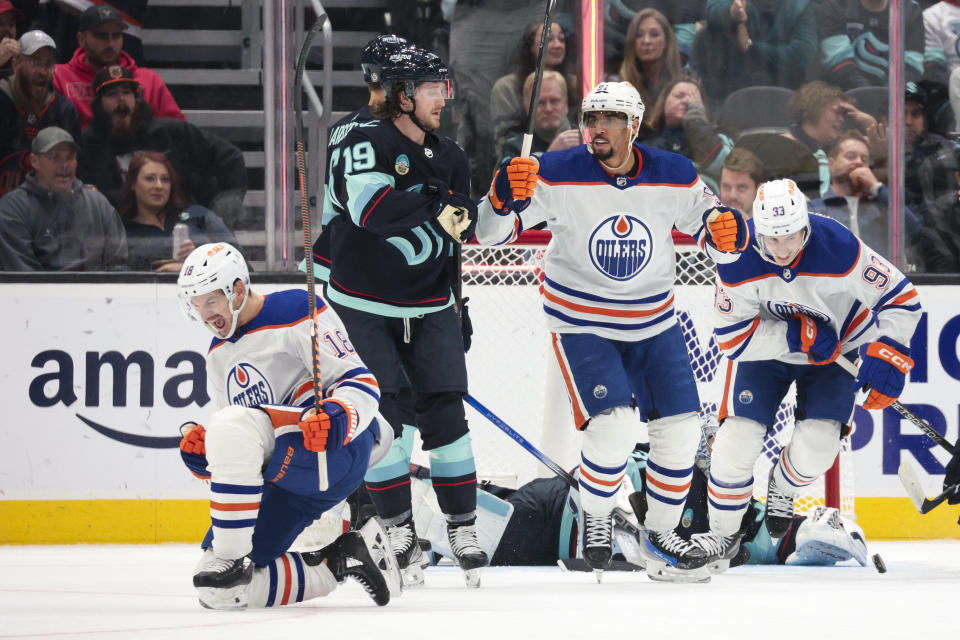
192, 555, 253, 610
765, 467, 795, 538
304, 529, 392, 606
385, 516, 429, 587
447, 521, 488, 588
691, 531, 744, 574
582, 511, 613, 582
641, 528, 711, 583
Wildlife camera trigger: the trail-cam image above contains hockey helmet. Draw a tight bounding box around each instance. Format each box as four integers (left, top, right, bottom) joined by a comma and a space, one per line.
379, 47, 455, 100
360, 34, 410, 85
752, 179, 811, 262
579, 81, 644, 150
178, 242, 251, 337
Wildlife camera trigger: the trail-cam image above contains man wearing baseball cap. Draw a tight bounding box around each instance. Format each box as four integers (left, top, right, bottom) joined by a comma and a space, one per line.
54, 4, 183, 128
0, 126, 128, 271
79, 64, 247, 227
0, 1, 24, 80
0, 30, 81, 195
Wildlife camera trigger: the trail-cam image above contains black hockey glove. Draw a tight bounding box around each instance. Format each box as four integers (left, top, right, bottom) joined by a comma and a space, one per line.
459, 297, 473, 352
945, 436, 960, 505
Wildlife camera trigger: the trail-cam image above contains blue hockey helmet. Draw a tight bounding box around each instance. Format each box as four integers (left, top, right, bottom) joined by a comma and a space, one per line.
360, 33, 410, 84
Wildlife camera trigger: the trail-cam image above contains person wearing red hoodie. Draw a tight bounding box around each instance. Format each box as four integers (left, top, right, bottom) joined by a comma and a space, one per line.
53, 4, 182, 128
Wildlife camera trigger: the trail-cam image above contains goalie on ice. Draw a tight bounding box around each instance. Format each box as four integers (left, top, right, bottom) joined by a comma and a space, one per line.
703, 179, 922, 567
175, 243, 401, 610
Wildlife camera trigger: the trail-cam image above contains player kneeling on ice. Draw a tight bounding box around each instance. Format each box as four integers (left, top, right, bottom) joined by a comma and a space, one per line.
476, 80, 750, 582
703, 179, 921, 568
176, 243, 401, 609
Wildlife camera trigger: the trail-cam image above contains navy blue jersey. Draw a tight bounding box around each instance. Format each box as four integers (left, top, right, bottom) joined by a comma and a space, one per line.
312, 106, 375, 283
324, 117, 470, 317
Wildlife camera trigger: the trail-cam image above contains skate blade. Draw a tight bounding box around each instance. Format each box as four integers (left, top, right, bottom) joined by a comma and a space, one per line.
196, 584, 250, 610
463, 567, 482, 588
706, 558, 732, 574
401, 564, 425, 587
645, 560, 711, 584
593, 568, 603, 584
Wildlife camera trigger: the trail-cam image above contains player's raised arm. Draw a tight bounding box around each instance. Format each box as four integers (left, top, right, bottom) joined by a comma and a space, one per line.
476, 155, 545, 245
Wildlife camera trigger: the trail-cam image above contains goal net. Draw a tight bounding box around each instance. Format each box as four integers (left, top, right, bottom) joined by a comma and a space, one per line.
455, 231, 855, 520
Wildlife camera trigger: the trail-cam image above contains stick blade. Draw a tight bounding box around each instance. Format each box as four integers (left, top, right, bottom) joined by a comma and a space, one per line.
897, 461, 927, 512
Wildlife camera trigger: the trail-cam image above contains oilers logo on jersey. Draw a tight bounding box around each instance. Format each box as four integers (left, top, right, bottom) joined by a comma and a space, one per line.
227, 363, 274, 407
765, 301, 831, 323
588, 214, 653, 280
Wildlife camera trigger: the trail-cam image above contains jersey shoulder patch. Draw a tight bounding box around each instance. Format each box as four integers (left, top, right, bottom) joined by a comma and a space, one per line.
538, 145, 600, 184
635, 145, 699, 187
796, 214, 861, 277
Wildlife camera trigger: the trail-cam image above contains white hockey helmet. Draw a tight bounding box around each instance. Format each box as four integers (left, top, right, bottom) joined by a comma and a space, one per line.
579, 81, 644, 150
752, 178, 811, 262
177, 242, 251, 337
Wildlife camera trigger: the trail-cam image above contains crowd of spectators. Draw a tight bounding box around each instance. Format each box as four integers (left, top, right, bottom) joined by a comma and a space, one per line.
0, 2, 246, 274
1, 0, 960, 274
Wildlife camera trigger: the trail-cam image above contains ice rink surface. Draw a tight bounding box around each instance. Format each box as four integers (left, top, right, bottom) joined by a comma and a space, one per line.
0, 540, 957, 639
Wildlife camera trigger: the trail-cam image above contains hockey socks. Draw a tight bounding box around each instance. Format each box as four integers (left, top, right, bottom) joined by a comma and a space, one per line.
428, 434, 478, 516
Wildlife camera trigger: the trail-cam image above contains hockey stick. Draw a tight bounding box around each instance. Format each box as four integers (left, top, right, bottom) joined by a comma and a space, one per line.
520, 0, 557, 158
835, 356, 956, 455
295, 12, 329, 491
897, 459, 959, 514
464, 394, 577, 489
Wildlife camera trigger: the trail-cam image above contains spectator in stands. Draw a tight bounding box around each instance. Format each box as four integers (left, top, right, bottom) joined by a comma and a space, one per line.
603, 0, 705, 72
719, 147, 763, 216
0, 1, 23, 80
0, 30, 80, 195
816, 0, 924, 90
643, 75, 733, 193
915, 158, 960, 273
54, 4, 182, 128
490, 20, 578, 170
783, 80, 881, 196
79, 66, 247, 227
923, 0, 960, 85
0, 126, 127, 271
808, 130, 922, 264
691, 0, 817, 111
118, 150, 237, 272
904, 81, 960, 225
449, 1, 552, 198
616, 8, 682, 128
497, 70, 579, 162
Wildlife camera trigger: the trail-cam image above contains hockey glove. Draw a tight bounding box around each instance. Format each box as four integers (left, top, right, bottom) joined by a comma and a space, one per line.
489, 156, 539, 214
855, 337, 914, 410
786, 314, 840, 365
459, 297, 473, 353
429, 180, 478, 243
299, 400, 354, 454
704, 206, 749, 253
179, 422, 210, 479
944, 437, 960, 505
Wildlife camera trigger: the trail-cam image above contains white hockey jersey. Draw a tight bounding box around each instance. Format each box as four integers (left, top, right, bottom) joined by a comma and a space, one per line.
205, 289, 380, 438
476, 143, 722, 341
924, 1, 960, 74
713, 214, 922, 364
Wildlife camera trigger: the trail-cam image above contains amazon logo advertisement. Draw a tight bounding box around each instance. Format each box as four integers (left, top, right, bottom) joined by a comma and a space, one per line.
28, 348, 209, 449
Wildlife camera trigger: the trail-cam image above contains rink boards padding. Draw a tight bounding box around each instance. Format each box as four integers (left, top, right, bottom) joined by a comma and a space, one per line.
0, 279, 958, 543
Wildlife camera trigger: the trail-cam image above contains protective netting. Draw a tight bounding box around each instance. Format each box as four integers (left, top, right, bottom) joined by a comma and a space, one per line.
459, 239, 854, 519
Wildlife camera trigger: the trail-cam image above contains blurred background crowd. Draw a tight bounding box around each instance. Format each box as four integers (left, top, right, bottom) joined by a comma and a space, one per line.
0, 0, 956, 275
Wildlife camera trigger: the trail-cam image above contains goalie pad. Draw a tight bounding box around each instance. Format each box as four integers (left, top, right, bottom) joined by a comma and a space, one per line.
790, 506, 867, 567
410, 477, 514, 562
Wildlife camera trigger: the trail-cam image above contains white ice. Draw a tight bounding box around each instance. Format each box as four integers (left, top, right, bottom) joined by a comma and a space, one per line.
0, 541, 956, 639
